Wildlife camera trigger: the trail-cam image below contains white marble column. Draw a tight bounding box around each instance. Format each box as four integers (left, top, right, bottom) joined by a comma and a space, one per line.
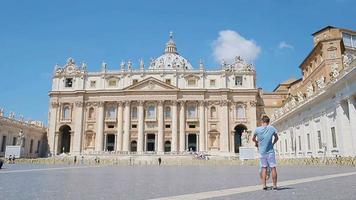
95, 102, 104, 152
219, 100, 229, 152
137, 101, 144, 153
73, 101, 84, 154
336, 101, 353, 156
199, 101, 206, 152
54, 132, 59, 155
48, 102, 59, 155
123, 101, 131, 152
171, 101, 178, 152
116, 102, 123, 151
157, 100, 164, 153
348, 97, 356, 156
179, 100, 186, 152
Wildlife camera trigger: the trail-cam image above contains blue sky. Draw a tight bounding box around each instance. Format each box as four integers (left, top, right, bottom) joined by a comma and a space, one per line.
0, 0, 355, 124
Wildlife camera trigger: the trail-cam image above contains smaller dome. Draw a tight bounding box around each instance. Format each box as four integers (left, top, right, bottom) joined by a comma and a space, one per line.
149, 32, 193, 70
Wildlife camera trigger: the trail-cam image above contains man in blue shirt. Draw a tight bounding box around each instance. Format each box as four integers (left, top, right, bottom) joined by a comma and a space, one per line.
252, 115, 279, 190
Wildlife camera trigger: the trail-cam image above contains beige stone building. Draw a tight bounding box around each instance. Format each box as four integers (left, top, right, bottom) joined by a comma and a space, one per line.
48, 33, 261, 156
271, 26, 356, 157
0, 109, 47, 158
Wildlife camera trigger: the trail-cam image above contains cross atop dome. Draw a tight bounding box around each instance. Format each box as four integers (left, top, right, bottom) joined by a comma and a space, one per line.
164, 31, 178, 54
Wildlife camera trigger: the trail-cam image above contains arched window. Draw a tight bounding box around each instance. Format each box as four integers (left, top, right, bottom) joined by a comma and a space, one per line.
165, 106, 171, 119
236, 105, 245, 119
88, 107, 95, 119
187, 105, 196, 118
210, 106, 217, 118
63, 105, 71, 119
131, 107, 138, 119
106, 106, 116, 119
147, 105, 156, 119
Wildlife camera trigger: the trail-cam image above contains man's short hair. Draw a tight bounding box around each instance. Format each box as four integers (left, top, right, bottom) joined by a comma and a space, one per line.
261, 115, 270, 124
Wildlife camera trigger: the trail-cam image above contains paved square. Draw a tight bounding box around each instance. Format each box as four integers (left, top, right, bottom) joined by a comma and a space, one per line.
0, 164, 356, 200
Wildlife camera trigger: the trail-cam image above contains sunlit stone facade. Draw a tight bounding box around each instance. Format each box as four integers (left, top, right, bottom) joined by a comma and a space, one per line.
271, 26, 356, 157
0, 109, 47, 158
48, 33, 260, 155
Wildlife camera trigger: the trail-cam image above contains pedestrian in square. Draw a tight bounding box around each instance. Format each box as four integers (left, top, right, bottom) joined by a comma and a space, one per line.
252, 115, 279, 190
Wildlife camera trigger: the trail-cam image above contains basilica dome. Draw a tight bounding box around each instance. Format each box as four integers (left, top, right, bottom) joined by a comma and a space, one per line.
148, 32, 193, 70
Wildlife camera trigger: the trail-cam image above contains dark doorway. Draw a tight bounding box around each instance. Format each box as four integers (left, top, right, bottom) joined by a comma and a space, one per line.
188, 134, 197, 151
147, 134, 155, 151
59, 125, 71, 154
130, 141, 137, 152
234, 124, 247, 153
106, 134, 115, 151
164, 141, 171, 152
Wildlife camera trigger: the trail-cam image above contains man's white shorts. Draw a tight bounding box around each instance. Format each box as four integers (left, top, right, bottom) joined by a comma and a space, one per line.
259, 152, 277, 168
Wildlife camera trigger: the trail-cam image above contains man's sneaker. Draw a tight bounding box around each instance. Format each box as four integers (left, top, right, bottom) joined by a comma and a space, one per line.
272, 186, 278, 190
263, 186, 268, 190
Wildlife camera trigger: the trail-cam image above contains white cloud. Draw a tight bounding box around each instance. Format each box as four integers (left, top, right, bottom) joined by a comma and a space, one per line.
212, 30, 261, 63
278, 41, 294, 50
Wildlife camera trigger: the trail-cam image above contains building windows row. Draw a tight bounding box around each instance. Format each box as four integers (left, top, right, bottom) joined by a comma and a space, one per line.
343, 33, 356, 48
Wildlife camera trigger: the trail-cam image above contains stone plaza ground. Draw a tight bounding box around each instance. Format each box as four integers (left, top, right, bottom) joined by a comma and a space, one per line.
1, 163, 356, 200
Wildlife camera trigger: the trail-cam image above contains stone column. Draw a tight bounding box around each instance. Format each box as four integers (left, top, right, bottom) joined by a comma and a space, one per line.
73, 101, 84, 154
219, 100, 229, 152
123, 101, 131, 152
137, 101, 144, 153
179, 100, 186, 152
171, 101, 178, 152
54, 132, 59, 155
95, 102, 105, 152
70, 131, 74, 153
116, 102, 123, 151
199, 101, 206, 152
336, 101, 353, 156
104, 133, 107, 151
348, 98, 356, 156
157, 100, 164, 153
48, 102, 59, 155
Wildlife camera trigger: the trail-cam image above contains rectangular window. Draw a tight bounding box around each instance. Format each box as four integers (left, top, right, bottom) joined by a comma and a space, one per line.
29, 139, 33, 153
37, 141, 41, 153
343, 33, 352, 47
331, 127, 337, 148
65, 78, 73, 88
131, 124, 137, 129
298, 136, 302, 151
235, 76, 243, 86
90, 80, 96, 88
307, 134, 311, 150
165, 124, 171, 129
107, 124, 115, 129
133, 79, 138, 84
12, 137, 17, 145
317, 131, 322, 150
210, 79, 216, 86
189, 124, 196, 129
187, 79, 196, 86
165, 79, 171, 85
1, 136, 6, 152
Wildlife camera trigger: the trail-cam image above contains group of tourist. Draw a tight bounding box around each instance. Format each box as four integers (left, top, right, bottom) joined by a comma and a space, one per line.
7, 155, 16, 164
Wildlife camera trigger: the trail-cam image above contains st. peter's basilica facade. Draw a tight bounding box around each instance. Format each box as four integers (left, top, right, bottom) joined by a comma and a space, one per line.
48, 33, 260, 155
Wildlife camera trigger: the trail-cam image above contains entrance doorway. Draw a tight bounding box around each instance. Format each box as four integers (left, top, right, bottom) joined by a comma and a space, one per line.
59, 125, 71, 154
146, 134, 155, 151
187, 134, 197, 151
106, 134, 115, 151
164, 141, 171, 152
234, 124, 247, 153
130, 141, 137, 152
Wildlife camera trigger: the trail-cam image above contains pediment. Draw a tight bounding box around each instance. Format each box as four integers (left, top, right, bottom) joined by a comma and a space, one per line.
123, 77, 179, 91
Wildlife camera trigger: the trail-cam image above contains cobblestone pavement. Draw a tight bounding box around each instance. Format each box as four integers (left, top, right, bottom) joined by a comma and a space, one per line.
0, 163, 355, 200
